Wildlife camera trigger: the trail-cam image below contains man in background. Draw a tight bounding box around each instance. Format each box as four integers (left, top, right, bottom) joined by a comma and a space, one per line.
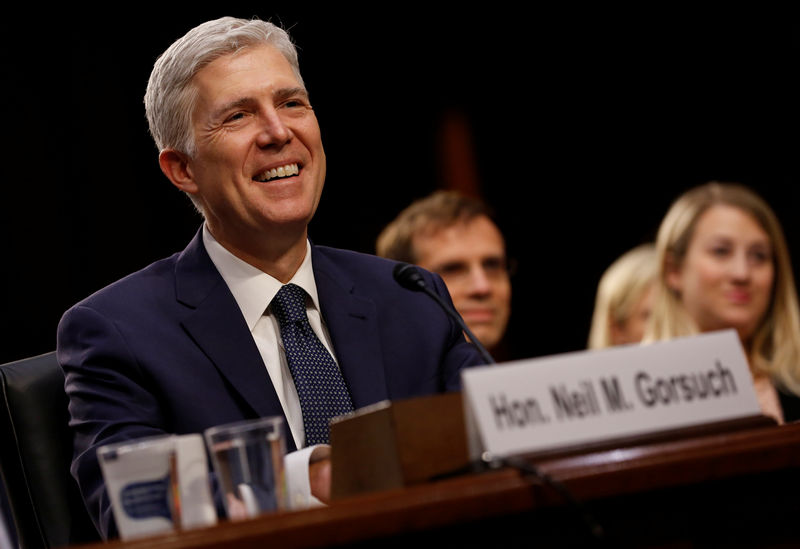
377, 190, 512, 360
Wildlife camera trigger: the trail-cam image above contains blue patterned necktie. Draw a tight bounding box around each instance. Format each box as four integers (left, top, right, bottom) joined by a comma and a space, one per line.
271, 283, 354, 445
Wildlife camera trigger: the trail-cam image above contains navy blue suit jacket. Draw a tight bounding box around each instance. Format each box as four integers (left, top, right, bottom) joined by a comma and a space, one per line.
56, 229, 485, 538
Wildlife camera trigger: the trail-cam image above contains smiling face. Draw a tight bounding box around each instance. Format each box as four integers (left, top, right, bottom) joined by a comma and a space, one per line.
413, 215, 512, 351
162, 44, 326, 258
667, 204, 775, 345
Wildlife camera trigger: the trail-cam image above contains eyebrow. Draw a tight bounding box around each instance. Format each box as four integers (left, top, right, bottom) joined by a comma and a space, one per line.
704, 235, 772, 250
274, 86, 309, 103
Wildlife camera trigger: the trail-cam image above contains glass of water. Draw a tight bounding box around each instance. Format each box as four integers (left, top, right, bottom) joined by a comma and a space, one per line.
204, 416, 287, 521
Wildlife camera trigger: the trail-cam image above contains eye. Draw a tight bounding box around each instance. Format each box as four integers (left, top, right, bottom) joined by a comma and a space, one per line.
482, 257, 507, 274
748, 247, 772, 264
224, 111, 247, 123
437, 262, 468, 277
710, 246, 731, 258
280, 97, 309, 110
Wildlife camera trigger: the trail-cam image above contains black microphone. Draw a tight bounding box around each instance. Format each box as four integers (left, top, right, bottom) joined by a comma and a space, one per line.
392, 262, 495, 365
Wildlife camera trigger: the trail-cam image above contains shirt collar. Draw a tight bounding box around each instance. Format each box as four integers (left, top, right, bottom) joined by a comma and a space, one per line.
202, 224, 320, 331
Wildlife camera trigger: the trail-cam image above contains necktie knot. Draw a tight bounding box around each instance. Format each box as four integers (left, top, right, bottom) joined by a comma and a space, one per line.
272, 283, 308, 325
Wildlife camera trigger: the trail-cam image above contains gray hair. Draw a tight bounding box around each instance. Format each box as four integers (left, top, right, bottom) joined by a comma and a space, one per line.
144, 16, 304, 157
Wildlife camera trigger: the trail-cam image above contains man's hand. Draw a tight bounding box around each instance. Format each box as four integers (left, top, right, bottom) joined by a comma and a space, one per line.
308, 456, 332, 503
307, 445, 332, 504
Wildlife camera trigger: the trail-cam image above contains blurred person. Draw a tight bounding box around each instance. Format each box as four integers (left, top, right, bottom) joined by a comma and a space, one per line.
588, 243, 657, 349
56, 17, 485, 539
376, 190, 512, 358
645, 181, 800, 423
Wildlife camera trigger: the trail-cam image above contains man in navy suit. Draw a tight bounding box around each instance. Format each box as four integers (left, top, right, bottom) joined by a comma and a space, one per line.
56, 16, 485, 539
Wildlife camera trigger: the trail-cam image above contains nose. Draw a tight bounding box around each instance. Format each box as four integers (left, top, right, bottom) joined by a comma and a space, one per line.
466, 265, 493, 296
730, 252, 752, 282
256, 108, 292, 148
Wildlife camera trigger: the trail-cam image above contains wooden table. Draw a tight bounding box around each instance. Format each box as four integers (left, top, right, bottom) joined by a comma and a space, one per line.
82, 421, 800, 548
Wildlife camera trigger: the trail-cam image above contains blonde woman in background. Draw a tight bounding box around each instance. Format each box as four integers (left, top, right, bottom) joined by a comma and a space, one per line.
588, 243, 657, 349
645, 181, 800, 423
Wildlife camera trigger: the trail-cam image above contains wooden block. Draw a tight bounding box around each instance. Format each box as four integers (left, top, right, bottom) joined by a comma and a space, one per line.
330, 392, 470, 500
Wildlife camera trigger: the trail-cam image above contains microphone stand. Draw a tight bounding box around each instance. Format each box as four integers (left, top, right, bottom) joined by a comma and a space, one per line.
392, 263, 496, 365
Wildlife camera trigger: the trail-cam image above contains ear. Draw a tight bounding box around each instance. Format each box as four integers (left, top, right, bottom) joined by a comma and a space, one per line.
664, 252, 683, 294
158, 149, 199, 195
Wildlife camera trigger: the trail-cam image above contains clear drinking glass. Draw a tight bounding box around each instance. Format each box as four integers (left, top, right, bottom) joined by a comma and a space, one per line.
204, 416, 287, 521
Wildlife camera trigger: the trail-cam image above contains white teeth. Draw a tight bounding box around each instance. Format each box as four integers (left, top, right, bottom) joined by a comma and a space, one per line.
257, 163, 299, 182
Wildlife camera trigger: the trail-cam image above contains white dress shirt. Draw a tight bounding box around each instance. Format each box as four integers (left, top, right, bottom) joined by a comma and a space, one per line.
202, 225, 336, 507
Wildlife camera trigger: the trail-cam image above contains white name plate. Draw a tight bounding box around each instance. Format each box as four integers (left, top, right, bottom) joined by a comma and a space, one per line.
461, 330, 761, 461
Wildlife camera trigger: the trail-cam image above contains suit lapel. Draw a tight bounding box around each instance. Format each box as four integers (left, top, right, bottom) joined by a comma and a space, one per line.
312, 246, 389, 408
173, 230, 284, 420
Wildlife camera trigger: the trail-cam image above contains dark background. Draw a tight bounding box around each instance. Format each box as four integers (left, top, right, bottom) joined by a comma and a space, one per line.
2, 7, 798, 364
